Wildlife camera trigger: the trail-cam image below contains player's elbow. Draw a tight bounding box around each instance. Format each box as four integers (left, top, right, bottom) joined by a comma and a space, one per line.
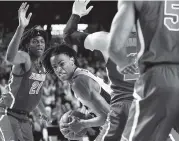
63, 32, 71, 44
62, 32, 68, 42
108, 42, 118, 59
98, 113, 108, 126
63, 26, 71, 41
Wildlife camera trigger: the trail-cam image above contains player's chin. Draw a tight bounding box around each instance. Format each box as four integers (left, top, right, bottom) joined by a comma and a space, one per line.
58, 75, 68, 81
35, 51, 44, 57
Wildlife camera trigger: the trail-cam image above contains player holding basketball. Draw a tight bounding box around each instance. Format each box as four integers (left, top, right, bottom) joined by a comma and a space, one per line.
63, 0, 137, 140
42, 44, 112, 140
0, 3, 49, 141
108, 1, 179, 141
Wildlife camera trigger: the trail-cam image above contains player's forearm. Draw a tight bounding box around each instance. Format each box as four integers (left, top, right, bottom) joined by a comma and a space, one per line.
6, 26, 25, 62
63, 14, 80, 38
80, 114, 107, 128
109, 44, 131, 70
63, 14, 89, 47
108, 13, 129, 68
109, 2, 135, 70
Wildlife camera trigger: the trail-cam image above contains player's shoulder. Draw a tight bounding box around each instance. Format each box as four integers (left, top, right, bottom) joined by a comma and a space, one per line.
72, 72, 99, 89
18, 50, 31, 66
72, 74, 91, 88
134, 1, 144, 11
71, 74, 92, 100
118, 0, 158, 12
18, 50, 30, 59
117, 0, 143, 13
18, 50, 28, 55
134, 1, 162, 12
72, 74, 101, 101
72, 68, 99, 90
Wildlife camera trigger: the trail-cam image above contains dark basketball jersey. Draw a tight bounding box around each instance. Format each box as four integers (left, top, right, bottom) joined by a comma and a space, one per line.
0, 63, 46, 113
106, 59, 134, 102
106, 32, 139, 103
135, 1, 179, 73
71, 68, 111, 104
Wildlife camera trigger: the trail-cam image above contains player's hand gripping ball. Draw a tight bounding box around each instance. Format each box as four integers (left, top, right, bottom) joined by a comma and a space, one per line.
59, 110, 88, 140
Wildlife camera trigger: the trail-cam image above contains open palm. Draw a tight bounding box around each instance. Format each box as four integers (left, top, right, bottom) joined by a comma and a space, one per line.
18, 2, 32, 28
73, 0, 93, 17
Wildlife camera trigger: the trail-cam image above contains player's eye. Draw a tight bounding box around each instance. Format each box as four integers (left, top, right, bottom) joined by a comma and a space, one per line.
52, 65, 57, 69
40, 40, 45, 44
32, 40, 38, 44
59, 62, 65, 67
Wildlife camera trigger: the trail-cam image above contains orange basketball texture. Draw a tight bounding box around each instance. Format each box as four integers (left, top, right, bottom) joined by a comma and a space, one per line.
59, 110, 89, 140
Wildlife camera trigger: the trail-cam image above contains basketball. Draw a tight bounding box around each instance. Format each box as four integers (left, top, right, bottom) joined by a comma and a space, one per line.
59, 110, 88, 140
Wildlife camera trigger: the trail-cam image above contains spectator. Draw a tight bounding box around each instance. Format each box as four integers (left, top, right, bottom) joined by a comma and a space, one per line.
0, 78, 7, 96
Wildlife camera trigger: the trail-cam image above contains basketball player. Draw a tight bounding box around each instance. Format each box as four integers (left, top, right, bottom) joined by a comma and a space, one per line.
42, 44, 112, 139
0, 3, 49, 141
62, 0, 137, 140
108, 1, 179, 141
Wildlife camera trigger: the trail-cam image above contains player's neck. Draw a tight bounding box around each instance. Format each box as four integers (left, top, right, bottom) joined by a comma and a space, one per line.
30, 53, 41, 62
31, 56, 41, 68
68, 66, 78, 82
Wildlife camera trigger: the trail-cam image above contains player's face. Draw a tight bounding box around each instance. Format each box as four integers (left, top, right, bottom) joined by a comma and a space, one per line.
50, 54, 75, 81
28, 36, 45, 57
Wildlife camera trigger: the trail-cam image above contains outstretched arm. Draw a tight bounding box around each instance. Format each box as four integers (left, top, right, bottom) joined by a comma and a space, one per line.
63, 0, 93, 47
6, 2, 32, 65
64, 0, 110, 62
63, 14, 89, 47
108, 1, 136, 72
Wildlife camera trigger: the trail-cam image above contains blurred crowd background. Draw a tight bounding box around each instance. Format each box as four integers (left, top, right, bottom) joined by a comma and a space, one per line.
0, 1, 137, 141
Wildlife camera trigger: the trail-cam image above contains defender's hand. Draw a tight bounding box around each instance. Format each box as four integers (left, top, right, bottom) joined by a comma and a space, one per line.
72, 0, 93, 17
117, 63, 139, 75
18, 2, 32, 28
116, 53, 138, 74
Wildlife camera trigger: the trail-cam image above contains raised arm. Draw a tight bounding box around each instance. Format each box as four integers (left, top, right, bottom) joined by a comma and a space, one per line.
63, 14, 88, 47
64, 0, 110, 62
70, 75, 110, 132
5, 2, 32, 65
108, 1, 136, 72
63, 0, 93, 47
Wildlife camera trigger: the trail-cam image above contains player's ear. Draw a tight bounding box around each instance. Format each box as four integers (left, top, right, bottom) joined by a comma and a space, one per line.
25, 44, 30, 52
70, 57, 75, 64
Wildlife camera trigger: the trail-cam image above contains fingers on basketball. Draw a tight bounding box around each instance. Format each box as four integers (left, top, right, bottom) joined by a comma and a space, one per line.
59, 110, 88, 139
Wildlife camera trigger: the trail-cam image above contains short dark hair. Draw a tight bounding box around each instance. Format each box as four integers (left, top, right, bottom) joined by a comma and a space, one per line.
42, 43, 79, 74
20, 25, 47, 52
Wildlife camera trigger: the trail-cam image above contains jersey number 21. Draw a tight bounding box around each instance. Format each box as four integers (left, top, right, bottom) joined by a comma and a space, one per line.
29, 81, 43, 94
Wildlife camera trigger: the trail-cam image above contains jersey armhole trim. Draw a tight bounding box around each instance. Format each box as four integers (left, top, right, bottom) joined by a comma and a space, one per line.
12, 65, 32, 77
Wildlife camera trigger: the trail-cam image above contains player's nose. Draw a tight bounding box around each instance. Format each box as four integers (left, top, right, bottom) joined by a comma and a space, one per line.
55, 66, 63, 73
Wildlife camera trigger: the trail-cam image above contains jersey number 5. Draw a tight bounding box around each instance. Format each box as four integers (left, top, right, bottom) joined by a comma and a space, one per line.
164, 0, 179, 31
29, 81, 43, 94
